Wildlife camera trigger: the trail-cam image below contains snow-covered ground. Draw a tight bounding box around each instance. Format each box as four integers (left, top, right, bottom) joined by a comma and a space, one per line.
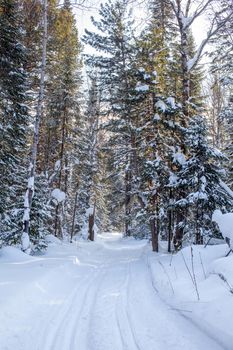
0, 233, 232, 350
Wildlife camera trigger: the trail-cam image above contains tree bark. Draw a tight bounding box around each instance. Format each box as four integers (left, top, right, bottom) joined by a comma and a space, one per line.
125, 167, 132, 236
150, 216, 158, 252
88, 203, 96, 241
70, 190, 78, 242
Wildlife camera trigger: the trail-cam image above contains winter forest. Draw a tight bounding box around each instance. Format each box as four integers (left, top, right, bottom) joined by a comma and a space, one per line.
0, 0, 233, 349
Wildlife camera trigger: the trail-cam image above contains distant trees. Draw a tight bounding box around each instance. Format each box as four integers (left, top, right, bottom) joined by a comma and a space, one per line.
83, 0, 139, 237
83, 0, 233, 251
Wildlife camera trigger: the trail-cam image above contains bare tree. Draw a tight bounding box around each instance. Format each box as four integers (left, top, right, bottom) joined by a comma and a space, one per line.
168, 0, 233, 117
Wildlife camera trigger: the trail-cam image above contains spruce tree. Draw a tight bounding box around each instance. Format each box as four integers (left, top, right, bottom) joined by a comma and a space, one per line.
0, 0, 29, 246
83, 0, 139, 237
175, 116, 233, 244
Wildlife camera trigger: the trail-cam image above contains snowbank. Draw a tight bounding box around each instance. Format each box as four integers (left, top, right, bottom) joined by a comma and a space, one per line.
212, 209, 233, 244
148, 243, 233, 349
0, 246, 34, 263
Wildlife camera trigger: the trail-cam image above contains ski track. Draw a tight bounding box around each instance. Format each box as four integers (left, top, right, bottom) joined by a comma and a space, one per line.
115, 262, 141, 350
1, 234, 227, 350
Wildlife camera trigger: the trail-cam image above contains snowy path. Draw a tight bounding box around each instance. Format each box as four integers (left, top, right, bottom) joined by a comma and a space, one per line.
0, 233, 226, 350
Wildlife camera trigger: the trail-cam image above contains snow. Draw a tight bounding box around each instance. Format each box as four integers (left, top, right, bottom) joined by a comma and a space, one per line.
167, 97, 176, 109
155, 100, 167, 112
54, 160, 61, 171
148, 243, 233, 350
135, 84, 149, 92
220, 180, 233, 199
153, 113, 161, 121
187, 39, 206, 72
173, 151, 186, 165
51, 188, 66, 203
138, 67, 145, 73
180, 14, 193, 29
169, 173, 178, 186
86, 207, 94, 216
21, 231, 30, 253
0, 233, 233, 349
143, 73, 151, 80
212, 210, 233, 243
28, 176, 34, 189
22, 207, 30, 221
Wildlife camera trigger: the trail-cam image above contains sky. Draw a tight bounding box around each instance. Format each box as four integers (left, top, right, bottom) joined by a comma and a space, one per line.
74, 0, 207, 46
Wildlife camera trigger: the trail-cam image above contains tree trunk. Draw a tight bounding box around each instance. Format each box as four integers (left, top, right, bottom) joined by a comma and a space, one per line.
150, 216, 158, 252
22, 0, 48, 252
173, 210, 183, 251
125, 168, 132, 236
88, 203, 96, 241
70, 190, 78, 242
54, 106, 67, 237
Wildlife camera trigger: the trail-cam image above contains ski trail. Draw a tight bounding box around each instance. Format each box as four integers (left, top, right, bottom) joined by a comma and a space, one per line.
70, 269, 107, 349
1, 234, 228, 350
51, 269, 105, 350
115, 262, 141, 350
35, 271, 94, 350
85, 263, 126, 350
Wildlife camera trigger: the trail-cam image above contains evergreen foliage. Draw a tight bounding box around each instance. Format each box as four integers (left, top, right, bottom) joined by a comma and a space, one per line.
0, 0, 29, 245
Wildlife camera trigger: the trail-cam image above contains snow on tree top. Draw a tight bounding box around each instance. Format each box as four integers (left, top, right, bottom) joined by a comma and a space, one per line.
173, 151, 186, 165
167, 97, 176, 109
143, 73, 151, 80
51, 189, 66, 203
135, 84, 149, 92
155, 100, 167, 112
54, 160, 61, 171
138, 67, 145, 73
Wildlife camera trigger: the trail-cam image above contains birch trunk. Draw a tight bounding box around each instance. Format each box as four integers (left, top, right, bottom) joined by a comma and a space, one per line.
22, 0, 48, 252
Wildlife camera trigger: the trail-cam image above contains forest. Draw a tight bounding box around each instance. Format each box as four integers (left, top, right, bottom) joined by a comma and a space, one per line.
0, 0, 232, 253
0, 0, 233, 349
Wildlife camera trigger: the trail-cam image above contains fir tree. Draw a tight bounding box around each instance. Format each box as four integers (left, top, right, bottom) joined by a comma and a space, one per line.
175, 116, 233, 245
0, 0, 29, 246
83, 0, 139, 237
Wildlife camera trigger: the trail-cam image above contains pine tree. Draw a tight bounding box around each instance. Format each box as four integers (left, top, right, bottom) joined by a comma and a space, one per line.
139, 0, 177, 96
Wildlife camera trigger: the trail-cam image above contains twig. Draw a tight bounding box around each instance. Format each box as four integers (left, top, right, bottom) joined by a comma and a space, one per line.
191, 247, 200, 301
199, 252, 206, 279
212, 272, 233, 294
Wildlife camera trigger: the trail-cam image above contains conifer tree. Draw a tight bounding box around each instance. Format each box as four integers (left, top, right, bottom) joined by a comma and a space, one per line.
175, 115, 233, 244
83, 0, 139, 237
222, 97, 233, 189
0, 0, 29, 246
37, 0, 82, 238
